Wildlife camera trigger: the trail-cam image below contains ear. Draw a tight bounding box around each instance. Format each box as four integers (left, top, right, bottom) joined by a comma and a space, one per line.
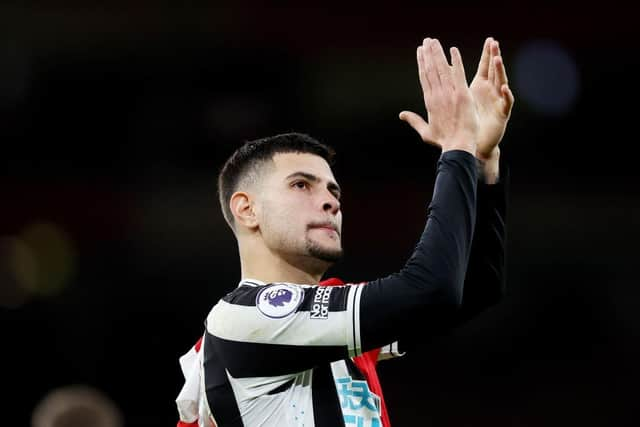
230, 191, 259, 230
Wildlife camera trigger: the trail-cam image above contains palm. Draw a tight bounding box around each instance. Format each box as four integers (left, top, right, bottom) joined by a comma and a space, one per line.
469, 38, 514, 160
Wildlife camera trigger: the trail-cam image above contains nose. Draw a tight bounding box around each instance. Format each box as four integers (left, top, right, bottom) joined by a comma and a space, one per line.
322, 193, 340, 215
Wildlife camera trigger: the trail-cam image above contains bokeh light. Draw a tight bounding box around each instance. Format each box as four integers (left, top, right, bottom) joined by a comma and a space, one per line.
32, 385, 123, 427
513, 39, 580, 116
20, 222, 77, 298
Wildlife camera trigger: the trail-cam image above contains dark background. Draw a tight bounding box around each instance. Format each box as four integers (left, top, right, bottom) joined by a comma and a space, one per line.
1, 2, 639, 426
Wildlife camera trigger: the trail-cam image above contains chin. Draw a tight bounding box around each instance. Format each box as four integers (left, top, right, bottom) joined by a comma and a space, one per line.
305, 238, 343, 263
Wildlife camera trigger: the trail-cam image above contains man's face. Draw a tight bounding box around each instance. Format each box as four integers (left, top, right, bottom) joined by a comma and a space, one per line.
255, 152, 343, 267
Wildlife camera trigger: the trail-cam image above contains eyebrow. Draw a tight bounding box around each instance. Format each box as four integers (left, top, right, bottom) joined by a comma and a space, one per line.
285, 172, 342, 196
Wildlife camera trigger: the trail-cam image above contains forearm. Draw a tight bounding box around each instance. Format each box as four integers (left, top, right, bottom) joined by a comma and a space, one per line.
359, 150, 478, 352
457, 166, 508, 323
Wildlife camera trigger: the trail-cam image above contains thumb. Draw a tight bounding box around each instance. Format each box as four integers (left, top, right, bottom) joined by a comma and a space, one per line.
399, 111, 438, 147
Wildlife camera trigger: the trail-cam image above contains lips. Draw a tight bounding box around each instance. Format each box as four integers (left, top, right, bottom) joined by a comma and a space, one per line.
309, 223, 339, 236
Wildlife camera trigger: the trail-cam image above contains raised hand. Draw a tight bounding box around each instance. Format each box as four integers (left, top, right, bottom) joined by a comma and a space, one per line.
470, 37, 515, 161
399, 38, 479, 155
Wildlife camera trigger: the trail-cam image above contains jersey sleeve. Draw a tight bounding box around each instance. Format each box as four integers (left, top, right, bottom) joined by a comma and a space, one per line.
357, 150, 478, 354
207, 150, 478, 376
377, 163, 509, 356
377, 342, 405, 361
456, 166, 508, 323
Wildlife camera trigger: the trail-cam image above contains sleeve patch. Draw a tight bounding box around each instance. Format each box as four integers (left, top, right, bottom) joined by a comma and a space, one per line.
256, 284, 305, 319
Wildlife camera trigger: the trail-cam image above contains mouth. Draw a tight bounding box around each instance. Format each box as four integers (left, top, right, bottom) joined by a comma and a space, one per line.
309, 223, 339, 236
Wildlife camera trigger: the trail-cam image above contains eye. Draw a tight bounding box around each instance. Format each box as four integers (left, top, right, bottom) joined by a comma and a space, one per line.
292, 181, 309, 190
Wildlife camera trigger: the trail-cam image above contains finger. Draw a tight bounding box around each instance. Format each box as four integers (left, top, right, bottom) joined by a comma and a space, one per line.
475, 37, 493, 79
493, 55, 509, 90
423, 38, 441, 91
399, 110, 437, 145
488, 40, 497, 83
492, 41, 503, 86
500, 84, 515, 116
430, 39, 453, 90
417, 46, 431, 96
449, 47, 468, 88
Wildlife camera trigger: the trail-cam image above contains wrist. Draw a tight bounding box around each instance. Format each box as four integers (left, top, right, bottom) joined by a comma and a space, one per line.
477, 148, 500, 184
440, 133, 477, 156
476, 146, 500, 163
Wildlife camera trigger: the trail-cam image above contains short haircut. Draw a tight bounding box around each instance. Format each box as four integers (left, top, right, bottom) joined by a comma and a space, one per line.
217, 132, 336, 229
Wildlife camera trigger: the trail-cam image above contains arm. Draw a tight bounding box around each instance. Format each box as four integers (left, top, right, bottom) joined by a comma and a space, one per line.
457, 151, 508, 323
457, 37, 514, 321
208, 149, 478, 375
209, 37, 480, 375
377, 153, 508, 360
388, 38, 514, 352
357, 149, 478, 353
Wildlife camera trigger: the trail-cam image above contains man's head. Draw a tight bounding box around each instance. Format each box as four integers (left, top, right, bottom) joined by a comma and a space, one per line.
217, 133, 343, 271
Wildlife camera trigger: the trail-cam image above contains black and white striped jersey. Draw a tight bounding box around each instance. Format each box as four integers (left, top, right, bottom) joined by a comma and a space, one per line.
177, 150, 508, 427
204, 279, 383, 427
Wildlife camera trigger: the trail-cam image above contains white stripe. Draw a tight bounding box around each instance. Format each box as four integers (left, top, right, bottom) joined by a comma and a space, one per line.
377, 341, 406, 361
392, 340, 406, 357
239, 278, 266, 287
207, 300, 351, 347
353, 285, 363, 356
345, 285, 357, 356
227, 369, 315, 426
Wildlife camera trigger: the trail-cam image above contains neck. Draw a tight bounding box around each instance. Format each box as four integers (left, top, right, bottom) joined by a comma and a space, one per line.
238, 239, 327, 285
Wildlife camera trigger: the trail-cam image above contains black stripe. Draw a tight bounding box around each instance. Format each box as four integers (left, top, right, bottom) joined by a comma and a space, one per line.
210, 333, 349, 378
203, 333, 244, 426
311, 363, 346, 427
223, 283, 351, 312
299, 286, 349, 312
344, 358, 366, 381
266, 378, 296, 395
221, 285, 261, 306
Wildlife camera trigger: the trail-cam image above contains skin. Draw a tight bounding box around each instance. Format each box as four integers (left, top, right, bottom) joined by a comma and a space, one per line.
230, 152, 343, 285
231, 36, 514, 285
400, 37, 515, 183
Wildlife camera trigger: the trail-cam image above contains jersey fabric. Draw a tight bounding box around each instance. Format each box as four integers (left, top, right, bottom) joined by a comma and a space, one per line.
175, 277, 399, 427
175, 150, 508, 427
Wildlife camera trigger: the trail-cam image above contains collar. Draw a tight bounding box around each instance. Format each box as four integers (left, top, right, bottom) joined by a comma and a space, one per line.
238, 277, 345, 288
238, 278, 266, 288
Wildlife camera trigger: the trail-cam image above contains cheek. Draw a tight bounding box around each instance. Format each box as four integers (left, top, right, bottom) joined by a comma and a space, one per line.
260, 199, 304, 237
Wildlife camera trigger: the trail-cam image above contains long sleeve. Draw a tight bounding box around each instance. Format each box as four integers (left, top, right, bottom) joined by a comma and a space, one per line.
456, 167, 508, 324
358, 150, 478, 353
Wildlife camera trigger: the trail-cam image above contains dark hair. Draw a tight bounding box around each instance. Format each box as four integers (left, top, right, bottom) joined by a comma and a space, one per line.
217, 132, 335, 229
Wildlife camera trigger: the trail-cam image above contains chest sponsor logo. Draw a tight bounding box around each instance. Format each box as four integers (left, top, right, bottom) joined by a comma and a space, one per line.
256, 284, 304, 319
310, 287, 332, 319
335, 376, 382, 427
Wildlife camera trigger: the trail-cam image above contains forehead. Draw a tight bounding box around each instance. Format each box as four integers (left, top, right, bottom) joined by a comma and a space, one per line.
269, 152, 336, 182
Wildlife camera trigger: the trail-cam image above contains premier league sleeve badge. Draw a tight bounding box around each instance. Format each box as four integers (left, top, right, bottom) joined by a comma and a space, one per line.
256, 284, 304, 319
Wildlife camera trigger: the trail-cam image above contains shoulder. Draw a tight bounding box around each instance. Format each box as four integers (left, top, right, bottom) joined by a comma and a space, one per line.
219, 283, 306, 314
206, 282, 360, 340
206, 283, 307, 338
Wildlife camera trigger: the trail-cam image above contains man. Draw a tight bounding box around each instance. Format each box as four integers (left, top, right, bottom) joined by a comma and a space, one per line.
176, 36, 514, 427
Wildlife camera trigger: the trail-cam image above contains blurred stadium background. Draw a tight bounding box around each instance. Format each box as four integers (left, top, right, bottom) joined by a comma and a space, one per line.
1, 2, 638, 426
